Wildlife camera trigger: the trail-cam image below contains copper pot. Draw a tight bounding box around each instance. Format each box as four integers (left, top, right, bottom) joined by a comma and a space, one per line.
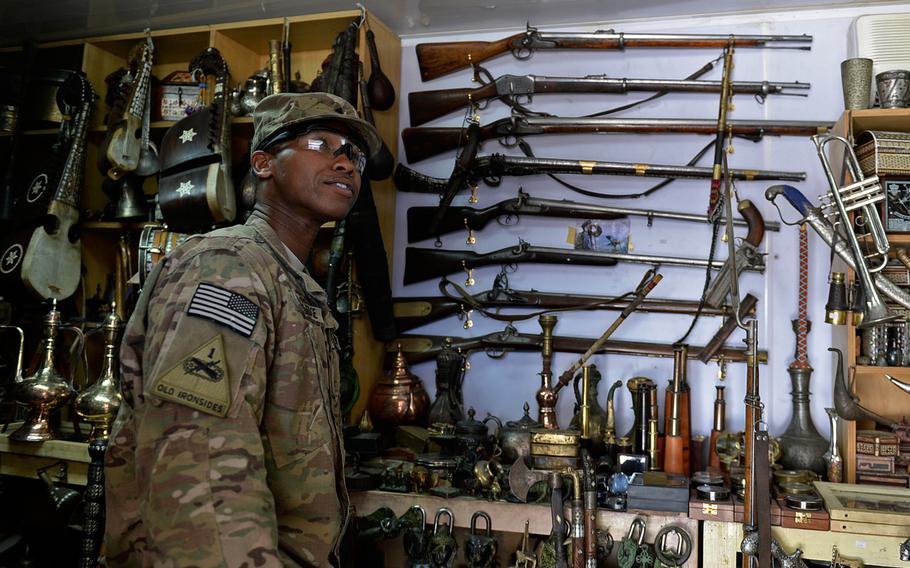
369, 346, 429, 429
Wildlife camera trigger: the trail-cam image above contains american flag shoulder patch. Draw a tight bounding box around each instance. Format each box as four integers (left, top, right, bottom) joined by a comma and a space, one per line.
187, 282, 260, 338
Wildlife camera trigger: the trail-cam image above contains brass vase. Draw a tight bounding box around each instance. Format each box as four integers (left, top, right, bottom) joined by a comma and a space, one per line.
75, 308, 124, 442
11, 300, 81, 442
369, 346, 430, 429
569, 364, 606, 455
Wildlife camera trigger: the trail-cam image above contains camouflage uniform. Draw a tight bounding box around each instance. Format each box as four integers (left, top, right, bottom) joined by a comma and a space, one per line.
105, 211, 348, 567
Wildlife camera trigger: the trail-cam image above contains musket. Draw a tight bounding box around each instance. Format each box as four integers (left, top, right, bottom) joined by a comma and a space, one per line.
394, 155, 806, 197
416, 23, 812, 81
409, 73, 810, 125
390, 328, 768, 364
703, 200, 766, 307
402, 116, 833, 164
708, 39, 736, 217
392, 288, 730, 333
407, 188, 779, 243
403, 242, 764, 286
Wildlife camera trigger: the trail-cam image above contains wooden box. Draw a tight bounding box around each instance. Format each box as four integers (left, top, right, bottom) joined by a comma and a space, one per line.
688, 489, 734, 522
856, 130, 910, 177
732, 496, 781, 526
775, 496, 830, 531
816, 481, 910, 537
856, 471, 910, 488
857, 453, 895, 473
856, 430, 900, 457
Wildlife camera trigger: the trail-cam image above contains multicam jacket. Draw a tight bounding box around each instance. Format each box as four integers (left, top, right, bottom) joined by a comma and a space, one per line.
105, 211, 349, 567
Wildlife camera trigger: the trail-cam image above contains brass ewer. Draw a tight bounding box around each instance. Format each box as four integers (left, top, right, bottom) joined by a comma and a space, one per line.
75, 307, 124, 442
11, 300, 83, 442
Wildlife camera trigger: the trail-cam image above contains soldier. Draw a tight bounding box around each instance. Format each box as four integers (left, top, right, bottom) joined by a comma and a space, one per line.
104, 92, 381, 567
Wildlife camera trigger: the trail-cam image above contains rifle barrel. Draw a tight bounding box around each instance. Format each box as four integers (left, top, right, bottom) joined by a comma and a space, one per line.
391, 331, 769, 364
392, 294, 729, 332
402, 118, 832, 163
403, 244, 763, 285
417, 28, 811, 80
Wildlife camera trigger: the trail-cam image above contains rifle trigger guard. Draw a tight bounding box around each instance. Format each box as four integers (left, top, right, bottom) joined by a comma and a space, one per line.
484, 174, 502, 187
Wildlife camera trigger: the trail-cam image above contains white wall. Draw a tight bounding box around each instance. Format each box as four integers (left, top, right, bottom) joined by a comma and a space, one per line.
390, 4, 910, 447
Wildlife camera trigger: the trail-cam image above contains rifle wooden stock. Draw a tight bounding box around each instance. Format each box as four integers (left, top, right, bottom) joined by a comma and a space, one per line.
404, 244, 618, 285
390, 331, 766, 364
401, 118, 832, 164
417, 34, 523, 81
392, 293, 727, 333
409, 83, 499, 126
416, 29, 812, 81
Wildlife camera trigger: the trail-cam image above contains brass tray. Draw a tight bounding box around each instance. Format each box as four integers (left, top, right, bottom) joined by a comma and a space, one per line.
815, 481, 910, 536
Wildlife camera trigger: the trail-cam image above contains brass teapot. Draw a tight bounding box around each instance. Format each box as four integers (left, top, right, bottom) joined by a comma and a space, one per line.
369, 346, 430, 429
11, 300, 83, 442
75, 307, 124, 442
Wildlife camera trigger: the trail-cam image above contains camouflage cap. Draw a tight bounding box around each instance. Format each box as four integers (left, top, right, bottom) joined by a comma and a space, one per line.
250, 92, 382, 158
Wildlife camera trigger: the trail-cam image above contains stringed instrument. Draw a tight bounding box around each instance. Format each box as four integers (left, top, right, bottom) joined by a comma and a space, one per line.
101, 36, 154, 181
0, 72, 95, 300
157, 47, 235, 233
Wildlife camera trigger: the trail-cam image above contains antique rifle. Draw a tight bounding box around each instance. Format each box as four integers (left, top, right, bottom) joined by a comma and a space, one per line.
407, 188, 779, 243
395, 155, 806, 197
409, 73, 810, 126
703, 199, 766, 307
402, 116, 832, 164
403, 242, 763, 285
390, 328, 767, 364
416, 24, 812, 81
393, 287, 729, 333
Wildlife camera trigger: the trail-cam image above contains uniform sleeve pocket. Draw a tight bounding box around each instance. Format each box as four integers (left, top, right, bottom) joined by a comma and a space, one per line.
144, 426, 221, 553
263, 402, 326, 469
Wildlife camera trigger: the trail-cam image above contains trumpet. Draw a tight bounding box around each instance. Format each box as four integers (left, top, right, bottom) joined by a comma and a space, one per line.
812, 134, 898, 328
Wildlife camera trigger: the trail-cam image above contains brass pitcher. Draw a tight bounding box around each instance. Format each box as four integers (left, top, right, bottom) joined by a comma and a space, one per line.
10, 300, 82, 442
75, 307, 124, 442
570, 364, 606, 455
369, 345, 430, 429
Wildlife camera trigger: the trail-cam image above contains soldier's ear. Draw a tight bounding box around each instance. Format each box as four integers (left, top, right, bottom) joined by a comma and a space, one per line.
250, 150, 273, 179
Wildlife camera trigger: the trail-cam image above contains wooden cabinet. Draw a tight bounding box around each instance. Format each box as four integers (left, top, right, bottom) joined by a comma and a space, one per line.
831, 108, 910, 483
0, 9, 401, 423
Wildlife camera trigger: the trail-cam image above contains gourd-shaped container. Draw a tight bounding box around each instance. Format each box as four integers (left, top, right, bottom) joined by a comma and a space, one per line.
369, 346, 429, 428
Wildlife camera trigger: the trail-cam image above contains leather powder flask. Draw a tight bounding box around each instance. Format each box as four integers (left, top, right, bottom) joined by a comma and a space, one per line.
157, 47, 235, 233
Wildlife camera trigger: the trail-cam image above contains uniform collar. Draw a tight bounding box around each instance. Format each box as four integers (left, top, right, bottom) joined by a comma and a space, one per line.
245, 211, 327, 300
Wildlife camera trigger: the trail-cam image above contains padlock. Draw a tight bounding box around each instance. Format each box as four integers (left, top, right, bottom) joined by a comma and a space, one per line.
401, 505, 430, 566
652, 525, 692, 567
464, 510, 497, 568
617, 518, 646, 568
428, 507, 457, 568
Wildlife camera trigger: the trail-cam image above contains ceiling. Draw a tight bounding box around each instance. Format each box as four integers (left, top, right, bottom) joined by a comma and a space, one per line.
0, 0, 903, 45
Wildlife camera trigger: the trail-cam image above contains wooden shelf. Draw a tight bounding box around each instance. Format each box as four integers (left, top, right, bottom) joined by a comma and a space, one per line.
0, 423, 90, 486
91, 116, 254, 133
848, 108, 910, 136
350, 490, 699, 567
81, 221, 154, 231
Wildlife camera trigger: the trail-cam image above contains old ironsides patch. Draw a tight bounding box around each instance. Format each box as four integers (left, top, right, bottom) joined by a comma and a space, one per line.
153, 334, 231, 417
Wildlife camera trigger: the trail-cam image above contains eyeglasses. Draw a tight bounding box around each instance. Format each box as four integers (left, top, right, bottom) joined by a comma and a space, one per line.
297, 131, 367, 174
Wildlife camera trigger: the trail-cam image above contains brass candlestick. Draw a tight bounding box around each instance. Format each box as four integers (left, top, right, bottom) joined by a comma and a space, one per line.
536, 314, 559, 429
